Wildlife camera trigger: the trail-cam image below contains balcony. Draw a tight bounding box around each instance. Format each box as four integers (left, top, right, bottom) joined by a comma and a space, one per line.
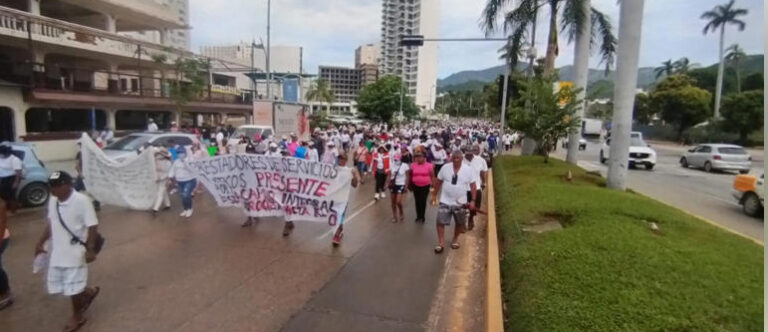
57, 0, 185, 29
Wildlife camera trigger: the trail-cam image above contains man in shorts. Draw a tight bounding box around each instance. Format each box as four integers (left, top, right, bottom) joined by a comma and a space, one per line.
35, 171, 100, 332
432, 150, 477, 253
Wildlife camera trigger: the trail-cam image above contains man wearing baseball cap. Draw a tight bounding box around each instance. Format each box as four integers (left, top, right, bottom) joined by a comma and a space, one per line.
35, 171, 100, 332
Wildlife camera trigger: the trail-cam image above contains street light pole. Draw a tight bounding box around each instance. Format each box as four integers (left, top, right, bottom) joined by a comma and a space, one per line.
265, 0, 271, 100
607, 0, 645, 190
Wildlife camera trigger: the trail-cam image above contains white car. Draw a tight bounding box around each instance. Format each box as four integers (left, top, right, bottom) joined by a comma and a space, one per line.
103, 132, 199, 162
599, 132, 657, 170
732, 173, 763, 217
680, 144, 751, 174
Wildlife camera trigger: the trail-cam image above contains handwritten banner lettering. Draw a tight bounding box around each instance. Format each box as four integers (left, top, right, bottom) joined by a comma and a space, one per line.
186, 154, 352, 224
80, 133, 158, 210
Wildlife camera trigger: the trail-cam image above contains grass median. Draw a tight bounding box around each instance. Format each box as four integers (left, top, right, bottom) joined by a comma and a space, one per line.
494, 156, 763, 331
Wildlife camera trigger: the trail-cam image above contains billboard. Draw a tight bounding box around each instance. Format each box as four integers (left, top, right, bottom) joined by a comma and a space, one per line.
274, 103, 310, 140
283, 79, 299, 102
253, 101, 273, 127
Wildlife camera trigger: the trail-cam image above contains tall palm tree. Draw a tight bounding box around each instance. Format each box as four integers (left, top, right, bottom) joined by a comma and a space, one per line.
725, 43, 747, 93
655, 59, 675, 79
305, 79, 335, 115
482, 0, 617, 77
673, 57, 697, 74
701, 0, 748, 118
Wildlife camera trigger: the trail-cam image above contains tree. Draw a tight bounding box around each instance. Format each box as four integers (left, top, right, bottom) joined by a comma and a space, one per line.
701, 0, 748, 118
725, 43, 747, 93
673, 57, 697, 74
357, 76, 419, 124
507, 76, 581, 162
742, 72, 763, 91
168, 58, 209, 110
305, 79, 335, 115
632, 93, 655, 125
481, 0, 616, 77
655, 59, 675, 79
720, 90, 763, 145
651, 75, 712, 140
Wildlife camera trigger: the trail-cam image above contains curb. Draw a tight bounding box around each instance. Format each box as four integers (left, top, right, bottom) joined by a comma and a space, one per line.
485, 171, 504, 331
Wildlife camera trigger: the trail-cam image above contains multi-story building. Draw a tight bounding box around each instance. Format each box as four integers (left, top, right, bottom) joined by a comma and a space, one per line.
0, 0, 253, 161
355, 43, 379, 67
358, 63, 378, 87
379, 0, 439, 110
121, 0, 190, 50
319, 66, 360, 104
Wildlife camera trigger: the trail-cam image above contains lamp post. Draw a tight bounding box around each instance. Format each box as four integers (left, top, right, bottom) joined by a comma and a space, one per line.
265, 0, 272, 100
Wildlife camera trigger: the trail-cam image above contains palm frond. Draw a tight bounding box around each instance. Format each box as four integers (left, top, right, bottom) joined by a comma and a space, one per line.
591, 7, 616, 75
560, 0, 588, 44
481, 0, 509, 35
732, 18, 747, 31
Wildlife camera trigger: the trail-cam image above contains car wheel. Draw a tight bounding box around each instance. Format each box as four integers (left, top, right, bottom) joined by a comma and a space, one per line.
680, 157, 688, 168
742, 193, 763, 218
599, 151, 606, 164
704, 162, 713, 173
19, 182, 49, 207
646, 164, 655, 171
579, 145, 586, 151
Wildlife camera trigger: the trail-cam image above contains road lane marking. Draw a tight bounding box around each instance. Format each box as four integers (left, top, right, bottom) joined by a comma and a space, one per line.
316, 200, 377, 240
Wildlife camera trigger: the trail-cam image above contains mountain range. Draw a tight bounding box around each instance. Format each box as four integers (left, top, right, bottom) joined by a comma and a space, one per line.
437, 54, 764, 93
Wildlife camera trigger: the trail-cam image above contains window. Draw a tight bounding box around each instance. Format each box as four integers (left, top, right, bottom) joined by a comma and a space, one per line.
130, 78, 139, 92
25, 108, 107, 133
699, 146, 712, 153
115, 110, 171, 130
718, 147, 747, 155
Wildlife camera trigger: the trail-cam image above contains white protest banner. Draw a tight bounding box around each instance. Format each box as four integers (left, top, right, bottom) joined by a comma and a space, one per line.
186, 154, 352, 224
80, 133, 158, 210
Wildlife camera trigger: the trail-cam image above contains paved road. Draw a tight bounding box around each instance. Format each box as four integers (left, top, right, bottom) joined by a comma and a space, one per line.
553, 140, 764, 242
0, 168, 481, 331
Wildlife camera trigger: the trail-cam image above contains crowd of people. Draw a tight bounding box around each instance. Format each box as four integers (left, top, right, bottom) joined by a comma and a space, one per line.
0, 117, 519, 331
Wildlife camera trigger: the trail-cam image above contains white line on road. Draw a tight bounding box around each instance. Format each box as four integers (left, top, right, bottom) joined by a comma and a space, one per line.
316, 200, 377, 240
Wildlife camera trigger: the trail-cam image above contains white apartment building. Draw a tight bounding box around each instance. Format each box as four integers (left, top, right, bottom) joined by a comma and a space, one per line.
121, 0, 190, 51
0, 0, 252, 161
355, 43, 379, 67
379, 0, 439, 111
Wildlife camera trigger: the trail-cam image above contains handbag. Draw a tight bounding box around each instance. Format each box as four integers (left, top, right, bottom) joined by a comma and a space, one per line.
56, 202, 105, 255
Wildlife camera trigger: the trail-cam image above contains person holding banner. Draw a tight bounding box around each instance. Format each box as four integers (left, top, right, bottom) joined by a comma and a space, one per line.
331, 153, 360, 246
307, 141, 319, 162
168, 148, 197, 218
151, 147, 172, 216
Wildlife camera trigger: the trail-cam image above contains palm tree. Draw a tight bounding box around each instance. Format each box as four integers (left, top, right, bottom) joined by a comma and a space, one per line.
305, 79, 335, 115
701, 0, 748, 118
673, 57, 697, 74
482, 0, 617, 77
655, 59, 675, 79
725, 43, 747, 93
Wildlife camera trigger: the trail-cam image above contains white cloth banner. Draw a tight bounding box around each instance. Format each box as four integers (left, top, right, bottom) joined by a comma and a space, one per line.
186, 154, 352, 224
80, 133, 157, 210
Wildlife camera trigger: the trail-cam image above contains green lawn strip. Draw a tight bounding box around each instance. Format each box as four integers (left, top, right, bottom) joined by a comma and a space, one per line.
494, 156, 763, 332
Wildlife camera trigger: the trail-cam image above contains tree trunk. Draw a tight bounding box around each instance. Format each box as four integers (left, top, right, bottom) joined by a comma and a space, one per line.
607, 0, 645, 190
566, 0, 591, 164
543, 1, 559, 77
713, 25, 725, 119
740, 130, 748, 146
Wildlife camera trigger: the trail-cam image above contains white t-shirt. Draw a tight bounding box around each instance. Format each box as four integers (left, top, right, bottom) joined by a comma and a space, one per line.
169, 159, 196, 182
341, 134, 351, 143
307, 148, 319, 162
464, 156, 488, 187
215, 132, 225, 145
437, 164, 476, 206
47, 191, 98, 267
0, 154, 22, 177
392, 162, 410, 185
147, 122, 158, 132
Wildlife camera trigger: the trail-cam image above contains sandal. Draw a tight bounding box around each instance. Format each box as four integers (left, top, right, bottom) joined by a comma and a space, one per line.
63, 317, 87, 332
434, 245, 444, 254
450, 243, 460, 250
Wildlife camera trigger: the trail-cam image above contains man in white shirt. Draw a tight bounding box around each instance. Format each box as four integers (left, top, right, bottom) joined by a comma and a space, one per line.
432, 150, 477, 253
464, 145, 488, 230
146, 118, 158, 132
35, 171, 100, 331
0, 146, 22, 213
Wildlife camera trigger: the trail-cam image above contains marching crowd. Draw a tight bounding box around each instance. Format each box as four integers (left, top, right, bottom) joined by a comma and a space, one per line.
0, 118, 519, 331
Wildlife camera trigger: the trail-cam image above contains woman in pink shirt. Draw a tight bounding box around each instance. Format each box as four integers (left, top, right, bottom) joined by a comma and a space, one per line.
408, 147, 435, 223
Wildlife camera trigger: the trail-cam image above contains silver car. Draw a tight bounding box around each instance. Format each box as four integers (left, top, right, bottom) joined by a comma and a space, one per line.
680, 144, 751, 174
103, 132, 199, 162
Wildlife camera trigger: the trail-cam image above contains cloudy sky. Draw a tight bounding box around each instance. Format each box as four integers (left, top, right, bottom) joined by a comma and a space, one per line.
189, 0, 763, 78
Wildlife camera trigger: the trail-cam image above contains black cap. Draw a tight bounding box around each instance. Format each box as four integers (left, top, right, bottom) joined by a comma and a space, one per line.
49, 171, 73, 187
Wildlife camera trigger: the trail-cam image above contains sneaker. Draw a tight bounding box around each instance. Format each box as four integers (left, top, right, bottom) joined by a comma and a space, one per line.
332, 232, 343, 246
186, 209, 193, 218
374, 193, 379, 200
380, 193, 386, 199
180, 210, 188, 217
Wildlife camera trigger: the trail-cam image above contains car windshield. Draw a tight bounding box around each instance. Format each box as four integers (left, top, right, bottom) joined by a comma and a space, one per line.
233, 128, 262, 140
105, 135, 152, 151
718, 147, 747, 155
630, 136, 647, 147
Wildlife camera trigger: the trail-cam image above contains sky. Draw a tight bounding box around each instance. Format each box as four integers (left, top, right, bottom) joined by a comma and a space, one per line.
189, 0, 764, 79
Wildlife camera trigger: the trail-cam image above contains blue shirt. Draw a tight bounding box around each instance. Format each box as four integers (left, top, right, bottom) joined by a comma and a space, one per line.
295, 146, 307, 159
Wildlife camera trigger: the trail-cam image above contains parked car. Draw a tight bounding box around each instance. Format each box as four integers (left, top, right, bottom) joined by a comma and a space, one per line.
0, 142, 50, 207
228, 125, 274, 149
599, 132, 657, 170
732, 173, 763, 218
562, 137, 587, 150
103, 132, 199, 162
680, 143, 751, 173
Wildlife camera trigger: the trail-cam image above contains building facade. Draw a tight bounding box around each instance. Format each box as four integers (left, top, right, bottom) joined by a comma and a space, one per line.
379, 0, 439, 110
0, 0, 252, 161
358, 63, 378, 87
121, 0, 190, 50
319, 66, 360, 104
355, 43, 379, 67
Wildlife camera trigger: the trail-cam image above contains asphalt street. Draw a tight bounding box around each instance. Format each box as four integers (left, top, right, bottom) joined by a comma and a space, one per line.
553, 139, 764, 243
0, 163, 484, 332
